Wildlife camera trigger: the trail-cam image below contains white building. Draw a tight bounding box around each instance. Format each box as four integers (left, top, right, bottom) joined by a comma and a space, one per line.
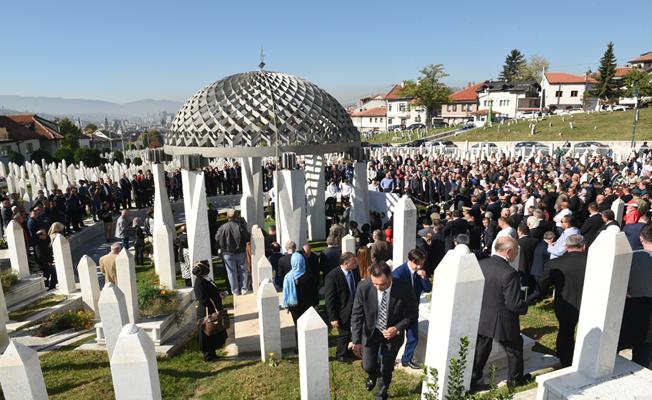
384, 84, 427, 129
476, 81, 541, 119
541, 72, 597, 112
350, 107, 387, 132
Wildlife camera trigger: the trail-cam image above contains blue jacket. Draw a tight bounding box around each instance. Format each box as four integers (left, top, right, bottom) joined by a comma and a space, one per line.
392, 262, 432, 299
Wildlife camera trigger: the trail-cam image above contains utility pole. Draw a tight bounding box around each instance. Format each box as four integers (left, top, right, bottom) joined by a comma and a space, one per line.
631, 81, 640, 149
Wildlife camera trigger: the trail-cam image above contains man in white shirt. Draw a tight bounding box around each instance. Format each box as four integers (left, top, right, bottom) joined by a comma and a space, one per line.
554, 201, 572, 229
547, 216, 580, 259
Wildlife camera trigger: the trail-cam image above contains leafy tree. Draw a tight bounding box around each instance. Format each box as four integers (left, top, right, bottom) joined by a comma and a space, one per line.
30, 149, 53, 164
520, 55, 550, 82
7, 150, 25, 165
399, 64, 453, 127
84, 123, 97, 133
74, 147, 102, 167
622, 68, 652, 98
132, 157, 143, 166
591, 42, 620, 102
53, 147, 75, 164
112, 150, 124, 163
499, 49, 527, 81
58, 117, 81, 150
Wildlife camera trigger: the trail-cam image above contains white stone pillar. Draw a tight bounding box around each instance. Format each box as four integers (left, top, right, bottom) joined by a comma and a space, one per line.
110, 324, 162, 400
392, 195, 417, 267
351, 161, 370, 226
304, 154, 325, 241
240, 157, 264, 230
115, 249, 139, 324
250, 225, 265, 293
181, 170, 213, 281
257, 279, 282, 362
153, 225, 176, 289
98, 282, 130, 358
78, 255, 101, 313
274, 169, 307, 249
52, 234, 76, 294
298, 307, 330, 400
258, 257, 274, 285
611, 198, 625, 227
6, 220, 30, 278
152, 163, 176, 277
0, 341, 48, 400
342, 233, 356, 254
422, 245, 485, 399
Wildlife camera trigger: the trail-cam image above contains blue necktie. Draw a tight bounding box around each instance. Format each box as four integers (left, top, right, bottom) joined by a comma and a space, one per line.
346, 271, 356, 296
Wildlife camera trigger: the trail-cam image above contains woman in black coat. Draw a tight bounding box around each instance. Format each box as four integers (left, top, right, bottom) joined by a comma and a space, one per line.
193, 261, 227, 362
133, 217, 145, 266
35, 230, 57, 290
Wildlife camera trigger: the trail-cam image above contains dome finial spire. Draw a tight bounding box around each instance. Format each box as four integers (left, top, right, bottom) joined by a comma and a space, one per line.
259, 46, 266, 70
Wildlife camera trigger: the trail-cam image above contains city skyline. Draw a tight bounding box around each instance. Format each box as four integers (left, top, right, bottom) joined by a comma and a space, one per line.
2, 0, 651, 106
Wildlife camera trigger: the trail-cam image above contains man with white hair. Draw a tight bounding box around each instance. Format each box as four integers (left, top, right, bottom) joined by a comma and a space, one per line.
99, 243, 122, 284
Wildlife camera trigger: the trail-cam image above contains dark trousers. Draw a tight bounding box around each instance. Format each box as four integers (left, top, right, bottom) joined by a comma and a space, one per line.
472, 334, 524, 385
335, 322, 352, 359
401, 319, 419, 363
362, 329, 404, 400
134, 243, 145, 265
557, 317, 578, 367
122, 237, 130, 251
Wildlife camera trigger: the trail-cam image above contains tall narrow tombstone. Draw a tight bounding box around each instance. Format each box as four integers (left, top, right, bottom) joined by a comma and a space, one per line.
153, 225, 177, 289
350, 161, 370, 226
298, 307, 329, 400
611, 198, 625, 226
250, 225, 265, 293
257, 279, 282, 361
98, 283, 130, 357
342, 233, 356, 254
115, 249, 139, 324
110, 324, 162, 400
6, 220, 30, 278
77, 255, 101, 313
0, 341, 48, 400
274, 169, 307, 249
304, 154, 326, 241
257, 256, 274, 285
152, 163, 175, 234
0, 162, 5, 179
422, 245, 485, 399
392, 195, 417, 268
240, 157, 264, 230
181, 169, 213, 280
52, 234, 76, 294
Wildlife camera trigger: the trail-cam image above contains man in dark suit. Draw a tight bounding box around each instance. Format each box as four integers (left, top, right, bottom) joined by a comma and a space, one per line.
351, 262, 418, 400
276, 241, 296, 284
324, 252, 360, 362
527, 234, 587, 367
530, 209, 557, 241
370, 229, 392, 264
392, 248, 432, 369
301, 244, 321, 306
517, 223, 539, 288
471, 236, 529, 391
580, 202, 604, 247
443, 210, 470, 251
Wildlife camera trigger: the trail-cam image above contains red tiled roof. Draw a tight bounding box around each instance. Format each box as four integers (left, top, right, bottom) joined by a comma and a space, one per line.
629, 51, 652, 63
449, 83, 483, 102
471, 109, 501, 116
6, 114, 63, 140
0, 116, 43, 141
350, 107, 387, 117
545, 72, 597, 84
615, 67, 632, 77
384, 84, 409, 100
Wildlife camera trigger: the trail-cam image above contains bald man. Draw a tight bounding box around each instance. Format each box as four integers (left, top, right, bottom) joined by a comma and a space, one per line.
471, 236, 529, 392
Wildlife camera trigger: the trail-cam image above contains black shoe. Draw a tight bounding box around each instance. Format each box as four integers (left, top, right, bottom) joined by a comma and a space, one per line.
401, 361, 421, 370
469, 382, 491, 393
337, 356, 354, 363
366, 377, 377, 391
507, 373, 532, 388
202, 354, 218, 362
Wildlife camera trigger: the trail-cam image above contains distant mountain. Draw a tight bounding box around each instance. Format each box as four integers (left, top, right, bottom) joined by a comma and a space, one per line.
0, 95, 183, 121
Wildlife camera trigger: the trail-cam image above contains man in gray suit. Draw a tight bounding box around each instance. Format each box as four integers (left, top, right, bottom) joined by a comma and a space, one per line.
351, 262, 418, 400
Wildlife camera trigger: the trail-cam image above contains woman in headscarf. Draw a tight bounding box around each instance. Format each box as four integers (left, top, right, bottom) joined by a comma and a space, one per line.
193, 261, 227, 362
48, 222, 65, 241
282, 252, 318, 330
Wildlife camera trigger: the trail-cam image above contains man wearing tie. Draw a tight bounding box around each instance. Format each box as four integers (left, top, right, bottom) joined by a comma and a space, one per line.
392, 248, 432, 369
351, 262, 418, 400
324, 252, 361, 362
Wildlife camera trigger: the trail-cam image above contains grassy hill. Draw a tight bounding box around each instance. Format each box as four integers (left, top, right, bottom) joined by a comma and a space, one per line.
452, 108, 652, 142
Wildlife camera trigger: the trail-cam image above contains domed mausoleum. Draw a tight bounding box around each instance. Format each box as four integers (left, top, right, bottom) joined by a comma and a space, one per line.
165, 70, 360, 157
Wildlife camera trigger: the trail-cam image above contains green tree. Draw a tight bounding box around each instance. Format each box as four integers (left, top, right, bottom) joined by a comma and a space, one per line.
53, 147, 75, 164
58, 117, 82, 150
74, 147, 102, 167
84, 123, 97, 133
499, 49, 527, 81
591, 42, 620, 102
520, 55, 550, 82
30, 149, 53, 163
113, 150, 124, 163
399, 64, 453, 127
7, 150, 25, 165
622, 68, 652, 98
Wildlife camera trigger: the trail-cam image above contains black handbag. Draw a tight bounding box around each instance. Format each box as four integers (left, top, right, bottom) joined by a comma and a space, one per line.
201, 298, 230, 336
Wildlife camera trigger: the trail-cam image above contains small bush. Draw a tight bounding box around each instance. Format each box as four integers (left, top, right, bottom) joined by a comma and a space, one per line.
132, 157, 143, 166
137, 279, 180, 317
74, 147, 102, 167
30, 149, 53, 164
34, 310, 95, 337
54, 146, 75, 164
0, 237, 7, 250
113, 150, 124, 163
7, 150, 25, 165
0, 270, 18, 291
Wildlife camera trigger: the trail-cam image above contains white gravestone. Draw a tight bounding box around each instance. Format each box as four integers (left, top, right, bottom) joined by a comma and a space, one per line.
6, 220, 30, 278
98, 282, 130, 358
422, 245, 484, 399
257, 279, 282, 361
240, 157, 264, 230
250, 225, 266, 293
0, 341, 48, 400
110, 324, 162, 400
342, 233, 356, 255
392, 195, 417, 268
152, 163, 176, 277
298, 307, 330, 400
257, 257, 274, 286
153, 225, 177, 289
115, 249, 140, 324
52, 234, 77, 294
78, 255, 101, 313
350, 162, 370, 226
181, 170, 212, 281
304, 154, 326, 241
274, 169, 307, 249
611, 198, 625, 227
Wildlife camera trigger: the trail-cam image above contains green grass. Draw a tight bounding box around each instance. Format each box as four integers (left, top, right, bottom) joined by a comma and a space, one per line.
367, 127, 455, 144
8, 294, 67, 322
520, 297, 558, 355
452, 108, 652, 142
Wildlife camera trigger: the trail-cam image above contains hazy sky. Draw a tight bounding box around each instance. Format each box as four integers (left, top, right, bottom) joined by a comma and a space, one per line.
2, 0, 651, 105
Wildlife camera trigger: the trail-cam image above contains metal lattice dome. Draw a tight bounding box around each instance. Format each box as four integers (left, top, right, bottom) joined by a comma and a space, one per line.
165, 70, 360, 157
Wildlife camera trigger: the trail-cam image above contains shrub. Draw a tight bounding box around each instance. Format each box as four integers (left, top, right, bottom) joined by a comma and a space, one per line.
137, 279, 180, 317
0, 270, 18, 291
132, 157, 143, 166
54, 146, 75, 164
113, 150, 124, 163
0, 237, 7, 250
74, 147, 102, 167
30, 149, 53, 164
34, 310, 95, 337
7, 150, 25, 165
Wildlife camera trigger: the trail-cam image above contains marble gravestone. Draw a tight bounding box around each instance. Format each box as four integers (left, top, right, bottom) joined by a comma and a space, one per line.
298, 307, 329, 400
0, 341, 48, 400
257, 279, 282, 362
392, 195, 417, 268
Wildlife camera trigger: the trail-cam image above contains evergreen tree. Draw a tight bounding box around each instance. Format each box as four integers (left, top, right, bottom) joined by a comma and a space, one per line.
499, 49, 526, 81
58, 117, 81, 150
591, 42, 620, 102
